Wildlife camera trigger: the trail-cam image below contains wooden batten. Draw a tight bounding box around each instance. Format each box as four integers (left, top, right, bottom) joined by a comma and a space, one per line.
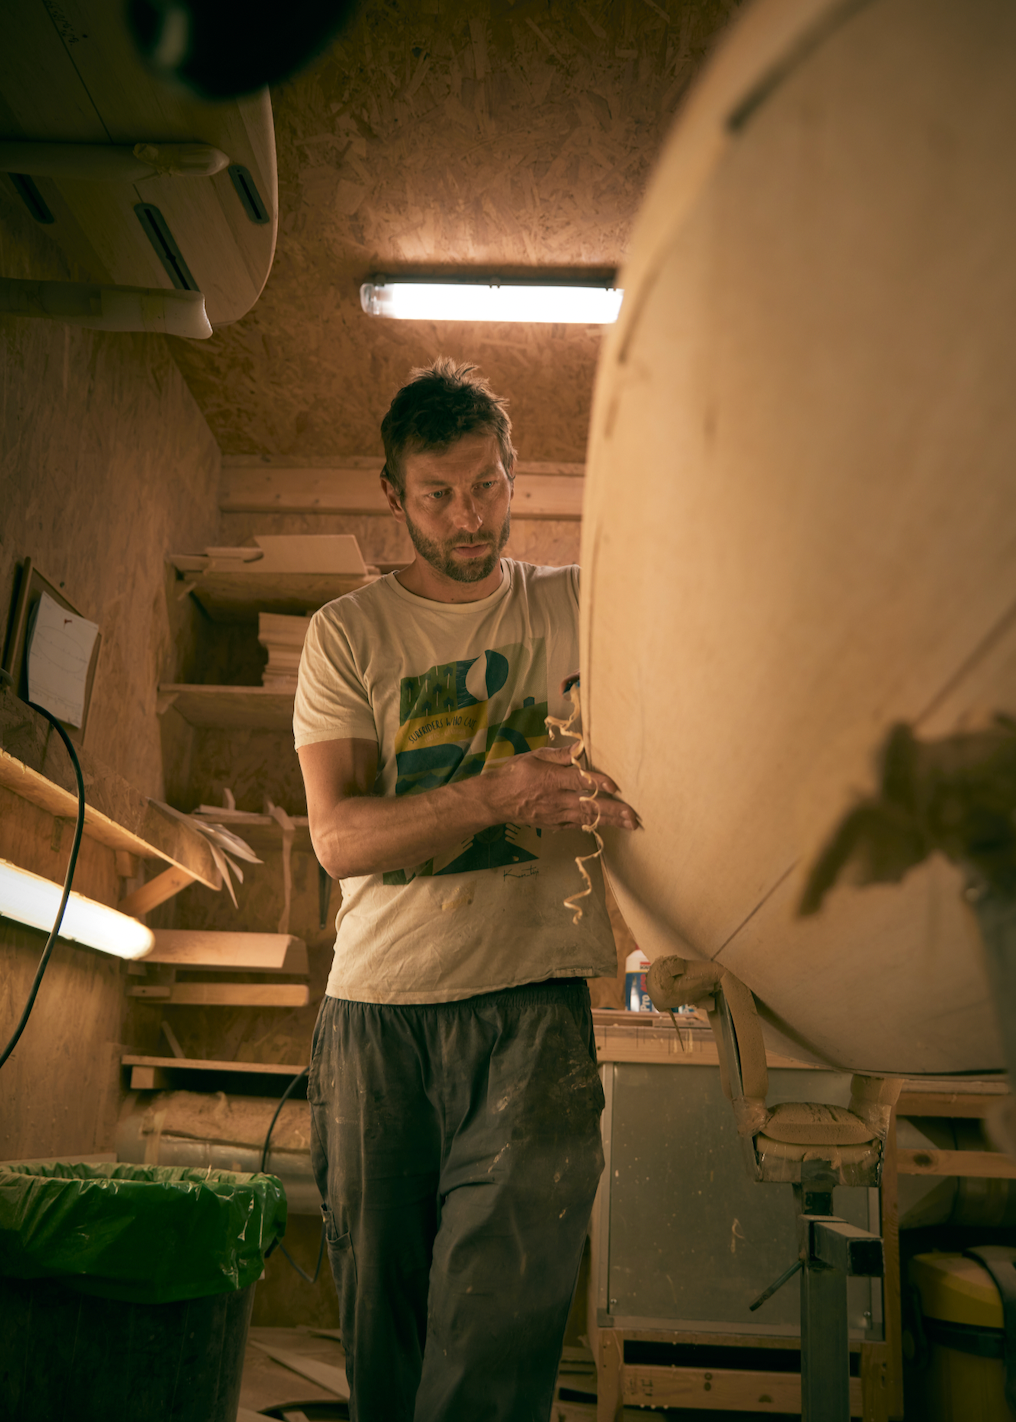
219, 461, 585, 520
127, 983, 310, 1007
896, 1148, 1016, 1180
119, 865, 197, 917
123, 1055, 306, 1090
142, 929, 309, 974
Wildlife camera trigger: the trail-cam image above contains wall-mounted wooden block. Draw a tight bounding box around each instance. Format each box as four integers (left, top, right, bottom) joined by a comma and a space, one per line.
129, 1064, 172, 1090
0, 688, 221, 889
119, 865, 197, 917
114, 850, 140, 878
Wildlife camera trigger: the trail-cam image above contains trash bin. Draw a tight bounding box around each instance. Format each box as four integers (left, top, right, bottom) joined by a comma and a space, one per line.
909, 1248, 1016, 1422
0, 1160, 287, 1422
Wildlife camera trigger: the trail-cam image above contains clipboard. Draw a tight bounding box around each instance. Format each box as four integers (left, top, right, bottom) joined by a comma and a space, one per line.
1, 557, 102, 744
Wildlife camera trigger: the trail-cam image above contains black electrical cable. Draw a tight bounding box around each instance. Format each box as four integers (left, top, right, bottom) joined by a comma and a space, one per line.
259, 1066, 308, 1172
260, 1065, 327, 1284
0, 677, 86, 1071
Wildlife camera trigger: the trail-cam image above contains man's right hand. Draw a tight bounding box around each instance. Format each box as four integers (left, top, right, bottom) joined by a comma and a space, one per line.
478, 746, 639, 833
299, 738, 639, 881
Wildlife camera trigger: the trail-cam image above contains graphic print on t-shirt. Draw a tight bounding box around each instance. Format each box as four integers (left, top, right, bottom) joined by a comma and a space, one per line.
383, 639, 548, 883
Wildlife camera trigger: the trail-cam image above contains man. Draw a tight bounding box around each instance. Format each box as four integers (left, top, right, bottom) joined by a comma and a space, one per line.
295, 359, 638, 1422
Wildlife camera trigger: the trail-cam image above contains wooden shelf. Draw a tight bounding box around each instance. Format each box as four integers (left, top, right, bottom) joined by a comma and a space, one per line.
123, 1054, 306, 1091
157, 685, 295, 730
128, 983, 310, 1007
142, 929, 309, 973
0, 687, 220, 888
177, 569, 378, 621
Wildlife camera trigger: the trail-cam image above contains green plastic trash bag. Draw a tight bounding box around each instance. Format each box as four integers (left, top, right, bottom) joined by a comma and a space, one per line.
0, 1161, 287, 1303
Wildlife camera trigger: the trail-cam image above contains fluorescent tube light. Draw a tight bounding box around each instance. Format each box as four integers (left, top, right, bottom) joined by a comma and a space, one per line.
0, 859, 155, 960
360, 281, 623, 324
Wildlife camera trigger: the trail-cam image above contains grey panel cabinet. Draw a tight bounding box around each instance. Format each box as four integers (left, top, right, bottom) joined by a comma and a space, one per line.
593, 1061, 880, 1335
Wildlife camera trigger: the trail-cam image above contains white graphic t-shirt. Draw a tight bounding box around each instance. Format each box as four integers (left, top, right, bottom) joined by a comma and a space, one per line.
294, 559, 617, 1003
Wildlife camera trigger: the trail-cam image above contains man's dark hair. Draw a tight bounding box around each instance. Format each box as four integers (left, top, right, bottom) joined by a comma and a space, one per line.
380, 358, 515, 501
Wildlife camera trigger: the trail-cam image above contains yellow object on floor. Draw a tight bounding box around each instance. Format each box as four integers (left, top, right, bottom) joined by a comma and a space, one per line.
909, 1250, 1015, 1421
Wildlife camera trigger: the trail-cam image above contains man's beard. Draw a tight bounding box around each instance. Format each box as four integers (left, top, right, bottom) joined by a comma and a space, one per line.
404, 508, 511, 584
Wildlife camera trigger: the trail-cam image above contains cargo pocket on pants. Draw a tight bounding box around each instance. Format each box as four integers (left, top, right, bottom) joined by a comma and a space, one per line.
322, 1203, 357, 1287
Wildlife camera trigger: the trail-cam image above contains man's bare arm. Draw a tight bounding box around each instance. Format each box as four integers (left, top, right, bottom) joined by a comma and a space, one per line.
299, 738, 639, 880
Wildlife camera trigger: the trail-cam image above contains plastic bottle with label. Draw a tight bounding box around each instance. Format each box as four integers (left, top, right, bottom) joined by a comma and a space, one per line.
624, 947, 654, 1013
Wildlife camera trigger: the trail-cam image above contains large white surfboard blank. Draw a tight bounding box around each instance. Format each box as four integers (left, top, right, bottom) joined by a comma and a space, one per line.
582, 0, 1016, 1074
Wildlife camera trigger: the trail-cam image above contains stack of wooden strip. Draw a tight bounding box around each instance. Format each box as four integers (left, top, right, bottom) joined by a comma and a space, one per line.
258, 613, 311, 691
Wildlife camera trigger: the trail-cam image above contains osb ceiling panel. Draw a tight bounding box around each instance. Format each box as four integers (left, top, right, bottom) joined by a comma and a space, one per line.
170, 0, 739, 463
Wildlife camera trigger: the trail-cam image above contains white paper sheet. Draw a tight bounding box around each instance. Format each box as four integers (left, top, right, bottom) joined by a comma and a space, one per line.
26, 591, 99, 727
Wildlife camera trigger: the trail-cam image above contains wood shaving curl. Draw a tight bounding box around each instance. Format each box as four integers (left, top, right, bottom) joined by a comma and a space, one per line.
545, 683, 604, 924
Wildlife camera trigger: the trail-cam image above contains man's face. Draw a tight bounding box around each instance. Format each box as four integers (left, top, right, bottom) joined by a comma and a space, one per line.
387, 432, 513, 588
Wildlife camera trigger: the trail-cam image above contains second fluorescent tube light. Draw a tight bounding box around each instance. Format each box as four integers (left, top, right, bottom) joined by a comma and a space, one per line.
360, 280, 623, 324
0, 859, 155, 960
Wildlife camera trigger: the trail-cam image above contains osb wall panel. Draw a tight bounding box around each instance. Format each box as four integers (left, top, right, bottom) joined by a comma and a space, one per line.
0, 189, 219, 1157
0, 922, 128, 1160
170, 0, 740, 463
186, 727, 308, 816
0, 786, 118, 904
0, 188, 221, 800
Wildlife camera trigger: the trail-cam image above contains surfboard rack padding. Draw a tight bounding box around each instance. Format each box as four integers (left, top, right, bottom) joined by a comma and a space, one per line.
0, 278, 212, 339
0, 140, 230, 182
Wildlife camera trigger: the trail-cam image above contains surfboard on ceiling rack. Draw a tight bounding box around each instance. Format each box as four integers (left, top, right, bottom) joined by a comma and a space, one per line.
0, 0, 277, 339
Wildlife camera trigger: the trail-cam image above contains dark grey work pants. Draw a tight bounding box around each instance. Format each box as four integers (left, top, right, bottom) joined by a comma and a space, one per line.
308, 979, 605, 1422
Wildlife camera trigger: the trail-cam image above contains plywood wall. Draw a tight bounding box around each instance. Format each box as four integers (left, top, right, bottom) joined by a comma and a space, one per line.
0, 189, 222, 798
0, 187, 222, 1158
169, 0, 741, 465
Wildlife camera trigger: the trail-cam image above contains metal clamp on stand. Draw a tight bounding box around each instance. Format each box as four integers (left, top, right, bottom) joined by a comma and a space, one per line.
745, 1177, 882, 1422
752, 1175, 884, 1422
798, 1204, 884, 1422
